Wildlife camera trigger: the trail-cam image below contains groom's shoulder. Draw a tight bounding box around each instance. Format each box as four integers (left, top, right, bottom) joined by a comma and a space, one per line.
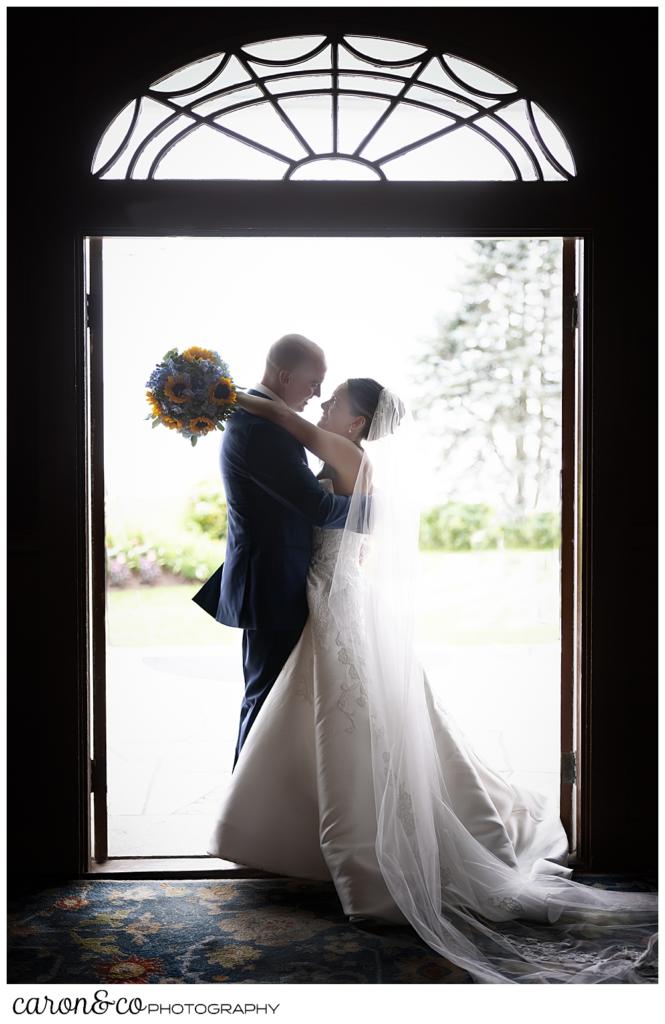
235, 390, 276, 426
244, 414, 307, 464
227, 394, 270, 429
226, 404, 298, 446
247, 414, 301, 447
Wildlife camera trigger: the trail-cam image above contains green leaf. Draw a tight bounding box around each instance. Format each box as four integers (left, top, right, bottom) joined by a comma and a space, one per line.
190, 435, 197, 447
151, 418, 161, 429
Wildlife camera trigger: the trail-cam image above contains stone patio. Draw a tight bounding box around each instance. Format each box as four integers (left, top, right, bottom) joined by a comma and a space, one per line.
104, 640, 561, 857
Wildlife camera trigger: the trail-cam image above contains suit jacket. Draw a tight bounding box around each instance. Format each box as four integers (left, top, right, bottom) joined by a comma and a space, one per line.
191, 389, 351, 629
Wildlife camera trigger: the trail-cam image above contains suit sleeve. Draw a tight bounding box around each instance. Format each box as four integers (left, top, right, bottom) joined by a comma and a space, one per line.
245, 419, 350, 528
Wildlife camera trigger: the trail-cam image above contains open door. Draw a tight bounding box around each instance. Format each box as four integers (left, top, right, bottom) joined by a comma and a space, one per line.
84, 235, 109, 864
82, 233, 585, 868
560, 236, 584, 857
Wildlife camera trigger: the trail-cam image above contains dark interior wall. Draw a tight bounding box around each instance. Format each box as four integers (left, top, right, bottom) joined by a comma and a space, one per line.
8, 7, 657, 885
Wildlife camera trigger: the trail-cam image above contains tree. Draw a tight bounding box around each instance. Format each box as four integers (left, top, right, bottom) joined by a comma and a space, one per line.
412, 238, 562, 517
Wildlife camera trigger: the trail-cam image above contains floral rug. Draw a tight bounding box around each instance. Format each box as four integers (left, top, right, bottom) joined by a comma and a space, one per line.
7, 874, 657, 985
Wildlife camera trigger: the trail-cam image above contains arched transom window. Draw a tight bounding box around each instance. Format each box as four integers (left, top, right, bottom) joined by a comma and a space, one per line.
92, 35, 576, 182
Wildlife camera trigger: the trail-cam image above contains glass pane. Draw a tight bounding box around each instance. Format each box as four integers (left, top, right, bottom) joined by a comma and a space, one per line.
192, 85, 265, 117
242, 35, 327, 62
338, 73, 404, 97
445, 54, 517, 95
495, 100, 568, 180
131, 114, 198, 179
474, 115, 540, 181
344, 35, 426, 63
531, 101, 576, 176
150, 53, 224, 93
337, 95, 391, 154
278, 95, 333, 153
92, 99, 137, 174
168, 56, 251, 108
263, 73, 333, 96
215, 101, 308, 160
290, 157, 380, 180
404, 83, 477, 119
99, 97, 175, 179
361, 104, 455, 162
338, 44, 420, 77
382, 126, 516, 180
417, 57, 498, 109
153, 124, 287, 179
247, 46, 331, 76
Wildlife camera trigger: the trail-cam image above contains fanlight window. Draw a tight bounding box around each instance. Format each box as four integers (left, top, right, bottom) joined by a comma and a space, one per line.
92, 35, 576, 181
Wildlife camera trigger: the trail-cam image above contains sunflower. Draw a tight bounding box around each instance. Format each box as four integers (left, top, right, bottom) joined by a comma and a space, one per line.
189, 415, 216, 434
164, 373, 191, 404
209, 376, 237, 405
145, 390, 162, 416
161, 414, 184, 430
181, 345, 218, 363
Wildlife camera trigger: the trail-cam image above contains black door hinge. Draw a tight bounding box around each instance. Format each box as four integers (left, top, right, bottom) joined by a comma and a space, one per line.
90, 758, 105, 794
85, 292, 97, 333
561, 750, 577, 785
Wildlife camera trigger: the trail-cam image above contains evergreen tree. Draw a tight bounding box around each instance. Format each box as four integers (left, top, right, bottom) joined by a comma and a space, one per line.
412, 238, 562, 517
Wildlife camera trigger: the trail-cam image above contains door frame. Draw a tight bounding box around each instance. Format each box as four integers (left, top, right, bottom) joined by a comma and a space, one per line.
78, 199, 591, 873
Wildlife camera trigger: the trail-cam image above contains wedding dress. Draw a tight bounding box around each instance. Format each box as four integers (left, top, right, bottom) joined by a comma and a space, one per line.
207, 503, 572, 917
207, 389, 658, 983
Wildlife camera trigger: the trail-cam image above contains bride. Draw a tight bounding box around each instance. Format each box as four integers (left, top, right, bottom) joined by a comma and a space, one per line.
206, 379, 658, 984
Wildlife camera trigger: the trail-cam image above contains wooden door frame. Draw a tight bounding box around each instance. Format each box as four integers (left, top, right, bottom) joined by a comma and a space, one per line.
77, 186, 592, 872
8, 4, 657, 889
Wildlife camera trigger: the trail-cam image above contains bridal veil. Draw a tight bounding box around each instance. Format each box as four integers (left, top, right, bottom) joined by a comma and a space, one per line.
327, 387, 658, 984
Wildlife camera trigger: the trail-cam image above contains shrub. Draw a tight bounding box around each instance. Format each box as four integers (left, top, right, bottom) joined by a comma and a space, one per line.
183, 479, 228, 539
105, 524, 224, 586
419, 501, 501, 551
501, 510, 560, 549
419, 502, 560, 551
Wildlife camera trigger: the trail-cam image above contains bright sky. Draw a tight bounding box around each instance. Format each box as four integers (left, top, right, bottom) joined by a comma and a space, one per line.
100, 236, 559, 528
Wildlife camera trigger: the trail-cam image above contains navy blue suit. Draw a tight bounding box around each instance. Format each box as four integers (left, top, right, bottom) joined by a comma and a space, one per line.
191, 389, 350, 769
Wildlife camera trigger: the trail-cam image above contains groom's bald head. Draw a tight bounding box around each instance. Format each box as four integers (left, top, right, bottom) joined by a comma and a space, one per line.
266, 334, 325, 373
262, 333, 327, 411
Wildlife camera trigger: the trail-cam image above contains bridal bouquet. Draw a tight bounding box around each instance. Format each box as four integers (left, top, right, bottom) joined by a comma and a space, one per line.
144, 346, 238, 446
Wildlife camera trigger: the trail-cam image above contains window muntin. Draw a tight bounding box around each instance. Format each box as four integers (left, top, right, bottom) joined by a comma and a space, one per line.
91, 35, 576, 181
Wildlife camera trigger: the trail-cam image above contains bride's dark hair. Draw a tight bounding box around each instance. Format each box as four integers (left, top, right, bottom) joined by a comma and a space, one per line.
346, 378, 384, 440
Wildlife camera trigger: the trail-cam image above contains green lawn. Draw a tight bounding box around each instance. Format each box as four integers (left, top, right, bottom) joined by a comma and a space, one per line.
415, 548, 560, 645
107, 548, 560, 647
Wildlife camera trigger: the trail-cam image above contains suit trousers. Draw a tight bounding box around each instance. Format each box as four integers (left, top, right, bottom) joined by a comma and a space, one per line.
233, 620, 306, 770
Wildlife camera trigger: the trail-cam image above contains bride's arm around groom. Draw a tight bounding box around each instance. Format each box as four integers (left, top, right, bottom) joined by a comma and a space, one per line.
235, 388, 365, 497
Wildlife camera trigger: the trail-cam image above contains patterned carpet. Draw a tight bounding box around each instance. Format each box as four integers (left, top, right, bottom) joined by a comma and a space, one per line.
7, 873, 657, 985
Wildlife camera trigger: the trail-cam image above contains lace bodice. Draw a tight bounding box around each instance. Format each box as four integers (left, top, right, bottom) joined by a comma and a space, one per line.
310, 480, 367, 584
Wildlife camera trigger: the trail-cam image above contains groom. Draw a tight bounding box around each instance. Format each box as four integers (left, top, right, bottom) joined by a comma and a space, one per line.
192, 334, 351, 770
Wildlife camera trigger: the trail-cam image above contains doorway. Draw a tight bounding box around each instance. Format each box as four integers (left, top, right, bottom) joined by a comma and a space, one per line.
83, 234, 584, 870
